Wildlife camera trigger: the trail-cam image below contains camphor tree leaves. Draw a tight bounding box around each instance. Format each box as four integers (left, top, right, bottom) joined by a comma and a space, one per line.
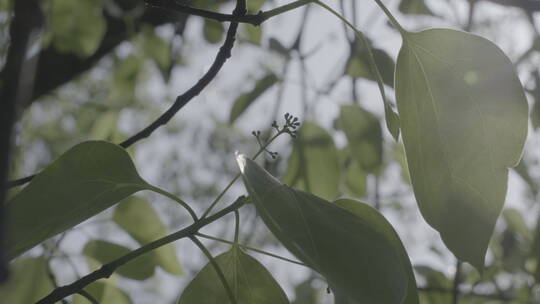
0, 257, 54, 302
177, 245, 289, 304
5, 141, 151, 259
237, 154, 417, 303
229, 73, 279, 123
113, 196, 183, 275
283, 122, 341, 200
395, 28, 528, 270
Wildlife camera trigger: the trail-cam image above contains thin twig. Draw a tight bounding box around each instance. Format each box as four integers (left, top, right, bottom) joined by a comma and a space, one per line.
34, 197, 246, 304
145, 0, 315, 26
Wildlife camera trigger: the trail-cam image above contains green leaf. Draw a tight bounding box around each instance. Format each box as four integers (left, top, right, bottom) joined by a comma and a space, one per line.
503, 208, 531, 241
292, 278, 318, 304
333, 199, 419, 304
384, 103, 401, 141
73, 281, 132, 304
247, 0, 266, 13
398, 0, 434, 16
50, 0, 106, 57
242, 24, 263, 45
83, 240, 156, 280
237, 155, 413, 303
0, 257, 54, 303
89, 111, 118, 140
336, 105, 383, 174
346, 39, 395, 88
113, 196, 183, 275
203, 19, 225, 44
283, 122, 341, 200
229, 73, 279, 123
138, 27, 171, 79
343, 159, 367, 197
6, 141, 150, 259
395, 29, 529, 270
177, 246, 289, 304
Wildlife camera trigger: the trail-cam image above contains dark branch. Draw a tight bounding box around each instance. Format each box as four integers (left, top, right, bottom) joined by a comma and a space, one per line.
0, 0, 45, 282
118, 1, 246, 147
35, 197, 246, 304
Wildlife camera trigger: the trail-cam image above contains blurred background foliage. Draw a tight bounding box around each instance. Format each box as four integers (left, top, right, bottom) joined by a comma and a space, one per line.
3, 0, 540, 303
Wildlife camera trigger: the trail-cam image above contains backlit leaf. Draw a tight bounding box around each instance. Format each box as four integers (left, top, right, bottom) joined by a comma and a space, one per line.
398, 0, 434, 16
395, 29, 528, 270
0, 258, 54, 303
229, 73, 279, 123
283, 122, 340, 200
6, 141, 150, 259
346, 39, 395, 87
50, 0, 106, 57
113, 196, 183, 275
73, 281, 132, 304
238, 155, 412, 303
336, 105, 383, 174
203, 19, 225, 44
177, 246, 289, 304
83, 240, 156, 280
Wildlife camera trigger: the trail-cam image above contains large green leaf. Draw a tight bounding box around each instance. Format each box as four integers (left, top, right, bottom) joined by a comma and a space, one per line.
113, 196, 183, 275
83, 240, 156, 280
237, 155, 410, 303
6, 141, 150, 259
333, 199, 419, 304
0, 257, 54, 303
395, 29, 528, 270
229, 73, 279, 123
177, 246, 289, 304
50, 0, 106, 57
73, 281, 132, 304
283, 122, 340, 200
336, 105, 383, 174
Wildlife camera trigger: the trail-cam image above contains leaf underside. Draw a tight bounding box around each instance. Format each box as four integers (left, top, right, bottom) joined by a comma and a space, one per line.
395, 29, 528, 270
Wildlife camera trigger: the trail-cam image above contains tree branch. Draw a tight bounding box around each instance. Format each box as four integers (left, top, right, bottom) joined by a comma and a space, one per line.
118, 0, 247, 148
35, 197, 246, 304
145, 0, 315, 26
0, 0, 44, 282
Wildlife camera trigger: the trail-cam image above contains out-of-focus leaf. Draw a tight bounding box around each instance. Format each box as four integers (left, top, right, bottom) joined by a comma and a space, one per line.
110, 55, 144, 105
513, 159, 538, 197
531, 214, 540, 281
247, 0, 266, 12
415, 265, 451, 304
344, 159, 367, 197
6, 141, 150, 259
283, 122, 340, 200
113, 196, 183, 275
138, 26, 171, 79
336, 105, 383, 174
83, 240, 156, 280
89, 111, 118, 140
229, 73, 279, 123
242, 24, 262, 45
292, 278, 318, 304
395, 29, 528, 270
398, 0, 434, 16
238, 155, 414, 303
503, 208, 531, 241
177, 246, 289, 304
0, 257, 54, 303
346, 39, 395, 88
269, 38, 290, 57
73, 281, 132, 304
203, 19, 225, 44
50, 0, 106, 57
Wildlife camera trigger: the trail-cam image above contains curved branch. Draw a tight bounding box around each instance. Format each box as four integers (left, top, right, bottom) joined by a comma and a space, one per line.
35, 196, 246, 304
